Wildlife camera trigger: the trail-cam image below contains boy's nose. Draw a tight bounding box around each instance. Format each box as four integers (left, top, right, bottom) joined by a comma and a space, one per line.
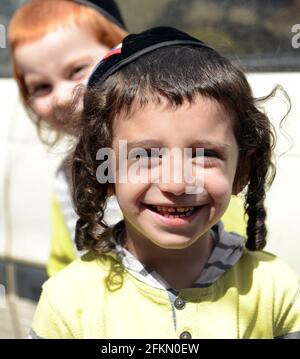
156, 154, 198, 196
158, 163, 188, 196
159, 180, 187, 196
53, 82, 75, 107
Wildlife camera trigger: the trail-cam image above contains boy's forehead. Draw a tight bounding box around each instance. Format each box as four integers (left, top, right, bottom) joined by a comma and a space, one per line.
113, 95, 234, 140
116, 94, 230, 121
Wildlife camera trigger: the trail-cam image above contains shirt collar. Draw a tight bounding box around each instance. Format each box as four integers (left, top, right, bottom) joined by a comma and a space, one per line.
108, 220, 245, 292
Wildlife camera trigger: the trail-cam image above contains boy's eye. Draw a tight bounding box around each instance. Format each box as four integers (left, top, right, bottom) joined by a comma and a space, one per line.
128, 149, 162, 166
191, 149, 218, 158
29, 83, 52, 97
191, 149, 222, 167
204, 150, 219, 158
69, 65, 89, 80
140, 149, 162, 158
129, 148, 162, 157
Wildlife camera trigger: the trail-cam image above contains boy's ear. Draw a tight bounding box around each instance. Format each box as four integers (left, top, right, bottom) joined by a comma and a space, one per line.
232, 151, 254, 195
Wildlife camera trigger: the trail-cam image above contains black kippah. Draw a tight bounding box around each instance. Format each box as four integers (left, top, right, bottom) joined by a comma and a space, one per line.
74, 0, 126, 30
88, 26, 212, 89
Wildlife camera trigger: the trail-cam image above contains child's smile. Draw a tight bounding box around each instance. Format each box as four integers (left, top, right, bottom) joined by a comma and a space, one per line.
113, 95, 239, 255
144, 203, 208, 227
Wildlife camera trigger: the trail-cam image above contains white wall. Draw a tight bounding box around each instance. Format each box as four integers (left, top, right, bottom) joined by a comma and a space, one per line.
0, 74, 299, 273
247, 73, 300, 275
0, 79, 60, 265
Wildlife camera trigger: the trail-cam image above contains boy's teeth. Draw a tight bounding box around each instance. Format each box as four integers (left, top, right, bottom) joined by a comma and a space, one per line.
153, 205, 194, 213
177, 207, 188, 212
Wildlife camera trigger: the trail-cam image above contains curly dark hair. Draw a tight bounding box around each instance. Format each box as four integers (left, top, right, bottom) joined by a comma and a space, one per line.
72, 45, 285, 254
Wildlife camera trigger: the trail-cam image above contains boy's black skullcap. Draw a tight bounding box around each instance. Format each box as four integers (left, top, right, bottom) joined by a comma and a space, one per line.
74, 0, 126, 30
88, 26, 212, 89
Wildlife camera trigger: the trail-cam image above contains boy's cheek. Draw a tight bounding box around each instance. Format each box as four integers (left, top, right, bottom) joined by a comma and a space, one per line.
204, 173, 232, 201
114, 182, 147, 204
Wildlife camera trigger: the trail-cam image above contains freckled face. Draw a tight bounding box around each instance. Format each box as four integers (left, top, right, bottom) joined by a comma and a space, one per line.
15, 25, 110, 134
112, 96, 239, 250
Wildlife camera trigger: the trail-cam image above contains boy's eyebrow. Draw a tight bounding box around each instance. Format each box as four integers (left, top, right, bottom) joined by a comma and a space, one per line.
190, 140, 231, 150
126, 140, 230, 150
127, 140, 163, 149
24, 75, 45, 85
63, 56, 93, 71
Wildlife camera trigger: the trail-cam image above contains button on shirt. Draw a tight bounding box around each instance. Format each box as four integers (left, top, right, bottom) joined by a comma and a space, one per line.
180, 331, 192, 339
174, 297, 186, 310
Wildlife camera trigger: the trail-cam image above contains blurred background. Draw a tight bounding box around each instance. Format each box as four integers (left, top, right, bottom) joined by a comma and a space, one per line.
1, 0, 300, 338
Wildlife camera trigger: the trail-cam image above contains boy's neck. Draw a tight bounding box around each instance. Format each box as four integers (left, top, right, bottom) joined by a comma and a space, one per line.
122, 226, 215, 291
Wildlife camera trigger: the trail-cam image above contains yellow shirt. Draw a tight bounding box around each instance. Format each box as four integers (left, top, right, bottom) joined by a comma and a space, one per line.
34, 248, 300, 339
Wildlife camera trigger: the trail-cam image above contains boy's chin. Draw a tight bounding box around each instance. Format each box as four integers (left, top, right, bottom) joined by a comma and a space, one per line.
145, 231, 205, 250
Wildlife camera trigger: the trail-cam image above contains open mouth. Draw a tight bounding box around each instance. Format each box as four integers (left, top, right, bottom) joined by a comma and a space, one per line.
147, 205, 200, 218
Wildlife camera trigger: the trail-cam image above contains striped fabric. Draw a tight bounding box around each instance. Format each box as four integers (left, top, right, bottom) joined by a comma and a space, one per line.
110, 220, 245, 292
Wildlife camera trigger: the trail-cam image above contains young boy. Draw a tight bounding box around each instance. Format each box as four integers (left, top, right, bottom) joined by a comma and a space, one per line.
30, 27, 300, 339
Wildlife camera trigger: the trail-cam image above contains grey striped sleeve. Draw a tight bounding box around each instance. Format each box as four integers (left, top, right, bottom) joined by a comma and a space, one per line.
29, 328, 45, 339
275, 331, 300, 339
